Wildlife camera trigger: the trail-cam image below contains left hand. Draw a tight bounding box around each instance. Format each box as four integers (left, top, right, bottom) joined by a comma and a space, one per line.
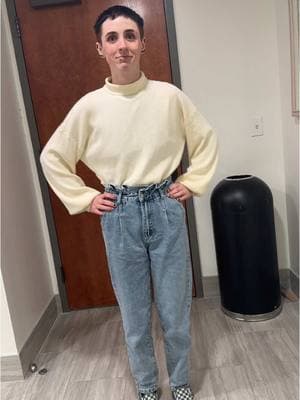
167, 182, 193, 202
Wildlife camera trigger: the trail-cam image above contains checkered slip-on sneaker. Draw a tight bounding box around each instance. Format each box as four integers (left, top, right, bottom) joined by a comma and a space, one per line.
171, 385, 194, 400
138, 389, 160, 400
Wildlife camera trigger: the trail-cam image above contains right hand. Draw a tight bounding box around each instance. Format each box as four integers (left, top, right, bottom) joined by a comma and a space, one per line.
88, 192, 117, 216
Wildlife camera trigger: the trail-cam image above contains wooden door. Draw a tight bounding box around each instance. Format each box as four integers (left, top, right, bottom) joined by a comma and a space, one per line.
14, 0, 187, 310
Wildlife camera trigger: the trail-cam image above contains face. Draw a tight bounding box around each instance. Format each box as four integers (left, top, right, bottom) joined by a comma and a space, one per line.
96, 16, 145, 75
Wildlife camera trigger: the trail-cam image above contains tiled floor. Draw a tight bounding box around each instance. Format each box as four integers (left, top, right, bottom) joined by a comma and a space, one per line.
1, 296, 299, 399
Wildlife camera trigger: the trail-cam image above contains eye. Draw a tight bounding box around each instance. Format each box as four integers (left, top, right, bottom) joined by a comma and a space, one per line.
125, 32, 137, 41
106, 34, 117, 43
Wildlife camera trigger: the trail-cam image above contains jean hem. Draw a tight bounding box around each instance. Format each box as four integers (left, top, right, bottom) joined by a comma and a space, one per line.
170, 383, 190, 391
138, 385, 159, 393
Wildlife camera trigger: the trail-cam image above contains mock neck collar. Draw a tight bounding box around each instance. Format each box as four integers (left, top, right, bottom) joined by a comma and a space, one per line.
104, 72, 148, 96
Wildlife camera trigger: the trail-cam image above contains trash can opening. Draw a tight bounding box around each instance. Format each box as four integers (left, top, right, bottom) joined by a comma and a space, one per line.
226, 174, 252, 180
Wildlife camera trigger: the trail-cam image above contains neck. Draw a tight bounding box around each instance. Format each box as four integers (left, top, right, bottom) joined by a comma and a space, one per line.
111, 67, 141, 85
104, 71, 147, 96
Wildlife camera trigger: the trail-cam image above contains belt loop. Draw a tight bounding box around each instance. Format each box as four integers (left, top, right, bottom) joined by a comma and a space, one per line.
116, 191, 123, 206
158, 176, 172, 194
104, 183, 113, 192
138, 189, 145, 202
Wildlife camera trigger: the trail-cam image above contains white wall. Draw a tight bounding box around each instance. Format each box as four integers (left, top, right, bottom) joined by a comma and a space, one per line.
173, 0, 291, 276
275, 0, 299, 277
1, 3, 57, 356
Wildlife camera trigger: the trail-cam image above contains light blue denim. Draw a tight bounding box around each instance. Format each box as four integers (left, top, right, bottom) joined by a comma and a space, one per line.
100, 176, 193, 393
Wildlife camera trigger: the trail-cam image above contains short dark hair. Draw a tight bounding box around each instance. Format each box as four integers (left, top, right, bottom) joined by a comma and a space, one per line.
94, 5, 144, 41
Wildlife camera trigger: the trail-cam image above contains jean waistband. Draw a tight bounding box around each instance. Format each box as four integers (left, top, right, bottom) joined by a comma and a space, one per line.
104, 176, 173, 203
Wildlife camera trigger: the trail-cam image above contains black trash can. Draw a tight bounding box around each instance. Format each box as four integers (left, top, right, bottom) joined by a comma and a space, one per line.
210, 174, 282, 321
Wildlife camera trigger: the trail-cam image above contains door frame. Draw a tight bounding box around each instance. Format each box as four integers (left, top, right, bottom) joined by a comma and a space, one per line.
4, 0, 204, 313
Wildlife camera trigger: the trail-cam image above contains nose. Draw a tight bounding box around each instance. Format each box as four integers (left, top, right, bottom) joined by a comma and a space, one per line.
117, 37, 127, 51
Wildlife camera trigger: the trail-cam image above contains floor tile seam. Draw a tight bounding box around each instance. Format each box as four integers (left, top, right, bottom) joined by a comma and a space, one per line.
189, 363, 245, 374
65, 376, 127, 385
230, 329, 298, 360
218, 363, 261, 395
22, 371, 71, 399
249, 377, 299, 397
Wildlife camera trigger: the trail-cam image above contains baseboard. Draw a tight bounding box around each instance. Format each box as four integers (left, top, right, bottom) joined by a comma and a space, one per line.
290, 269, 299, 297
1, 294, 60, 382
0, 355, 23, 382
279, 268, 291, 290
202, 268, 299, 299
202, 275, 220, 297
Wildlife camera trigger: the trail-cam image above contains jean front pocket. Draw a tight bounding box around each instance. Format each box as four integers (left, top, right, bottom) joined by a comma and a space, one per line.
100, 206, 115, 227
100, 211, 108, 228
165, 195, 185, 211
161, 194, 185, 226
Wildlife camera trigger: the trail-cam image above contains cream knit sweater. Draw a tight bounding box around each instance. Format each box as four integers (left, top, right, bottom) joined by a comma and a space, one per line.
40, 72, 219, 215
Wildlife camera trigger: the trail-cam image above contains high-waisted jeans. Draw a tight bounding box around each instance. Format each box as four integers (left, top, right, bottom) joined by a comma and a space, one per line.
100, 176, 193, 393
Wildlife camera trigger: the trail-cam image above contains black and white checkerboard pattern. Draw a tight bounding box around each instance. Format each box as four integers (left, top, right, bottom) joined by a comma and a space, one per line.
172, 386, 194, 400
139, 391, 159, 400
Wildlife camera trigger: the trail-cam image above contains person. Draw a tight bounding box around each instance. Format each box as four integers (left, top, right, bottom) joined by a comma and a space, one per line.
40, 5, 219, 400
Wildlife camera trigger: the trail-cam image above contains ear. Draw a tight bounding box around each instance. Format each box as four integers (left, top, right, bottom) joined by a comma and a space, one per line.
141, 38, 146, 53
96, 41, 104, 57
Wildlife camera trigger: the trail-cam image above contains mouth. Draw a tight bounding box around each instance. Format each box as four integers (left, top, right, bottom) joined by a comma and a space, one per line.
117, 56, 132, 61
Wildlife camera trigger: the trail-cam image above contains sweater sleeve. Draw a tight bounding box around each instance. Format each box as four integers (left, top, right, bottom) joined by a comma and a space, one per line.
175, 94, 219, 196
40, 99, 101, 215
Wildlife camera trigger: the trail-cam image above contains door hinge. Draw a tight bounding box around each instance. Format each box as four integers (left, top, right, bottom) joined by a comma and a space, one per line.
61, 267, 66, 283
15, 16, 21, 38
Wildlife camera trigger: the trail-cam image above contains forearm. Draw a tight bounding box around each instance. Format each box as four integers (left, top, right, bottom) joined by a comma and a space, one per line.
176, 126, 219, 196
40, 144, 100, 215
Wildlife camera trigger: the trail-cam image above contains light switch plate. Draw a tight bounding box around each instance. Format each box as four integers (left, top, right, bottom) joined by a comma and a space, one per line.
251, 116, 264, 137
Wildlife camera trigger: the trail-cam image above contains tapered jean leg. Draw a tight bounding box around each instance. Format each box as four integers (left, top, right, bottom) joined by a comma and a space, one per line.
100, 199, 159, 393
149, 194, 193, 389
